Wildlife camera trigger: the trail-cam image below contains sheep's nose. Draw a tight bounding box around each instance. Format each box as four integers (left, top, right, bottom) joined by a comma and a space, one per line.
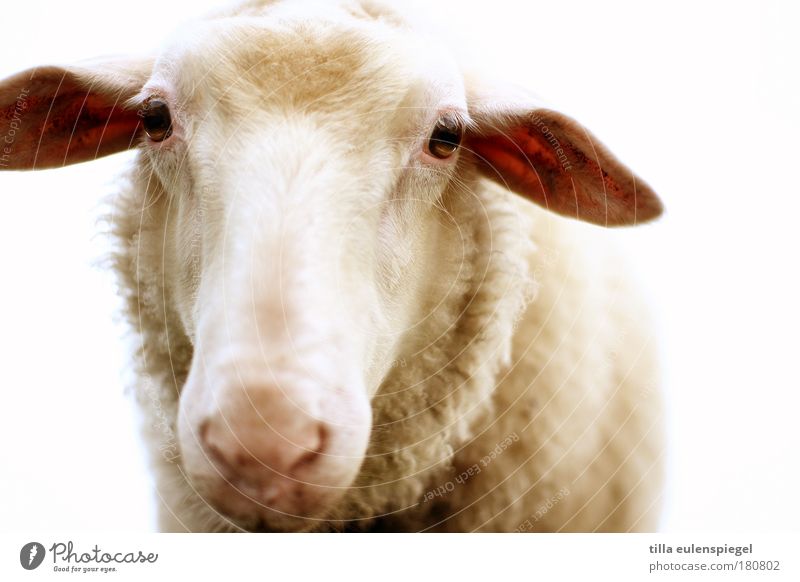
179, 367, 372, 527
198, 399, 328, 503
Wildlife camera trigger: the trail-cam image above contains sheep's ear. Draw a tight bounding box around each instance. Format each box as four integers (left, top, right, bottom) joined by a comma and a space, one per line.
0, 58, 151, 170
464, 82, 663, 227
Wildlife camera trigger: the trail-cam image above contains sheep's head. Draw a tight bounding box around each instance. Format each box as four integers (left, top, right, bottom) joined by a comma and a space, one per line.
0, 0, 662, 530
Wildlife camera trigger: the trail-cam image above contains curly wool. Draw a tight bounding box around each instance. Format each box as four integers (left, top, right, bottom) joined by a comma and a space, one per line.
108, 150, 663, 531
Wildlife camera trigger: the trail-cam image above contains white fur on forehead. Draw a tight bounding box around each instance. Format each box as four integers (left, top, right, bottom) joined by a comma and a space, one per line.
141, 0, 467, 147
213, 0, 409, 25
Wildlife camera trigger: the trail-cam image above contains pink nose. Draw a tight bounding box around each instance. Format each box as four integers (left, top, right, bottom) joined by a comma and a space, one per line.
198, 389, 328, 506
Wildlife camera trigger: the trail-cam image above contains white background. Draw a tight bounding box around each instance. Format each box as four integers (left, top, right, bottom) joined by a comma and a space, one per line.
0, 0, 798, 532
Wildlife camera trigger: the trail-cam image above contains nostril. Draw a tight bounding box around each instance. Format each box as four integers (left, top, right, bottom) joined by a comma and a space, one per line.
200, 418, 270, 477
290, 423, 328, 474
199, 419, 237, 477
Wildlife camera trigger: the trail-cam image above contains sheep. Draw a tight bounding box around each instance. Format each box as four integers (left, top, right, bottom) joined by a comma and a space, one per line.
0, 0, 665, 532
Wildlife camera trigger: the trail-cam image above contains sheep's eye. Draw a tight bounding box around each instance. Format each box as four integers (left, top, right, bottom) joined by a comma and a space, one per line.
427, 114, 463, 159
140, 99, 173, 142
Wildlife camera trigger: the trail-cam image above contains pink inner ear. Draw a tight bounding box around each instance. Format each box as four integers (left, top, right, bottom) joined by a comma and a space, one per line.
466, 112, 663, 226
468, 127, 580, 218
49, 92, 143, 168
1, 79, 142, 170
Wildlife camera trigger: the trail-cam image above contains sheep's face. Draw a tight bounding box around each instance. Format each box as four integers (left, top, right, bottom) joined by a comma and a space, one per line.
139, 6, 472, 530
0, 0, 663, 532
